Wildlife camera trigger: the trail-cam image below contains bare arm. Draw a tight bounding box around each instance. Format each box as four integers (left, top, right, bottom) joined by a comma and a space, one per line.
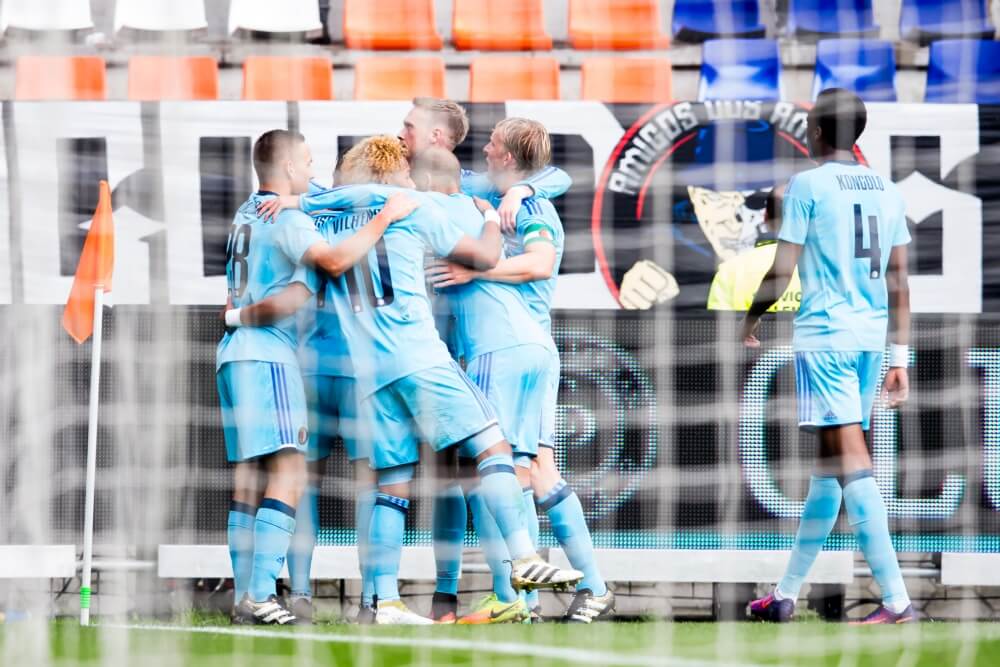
445, 219, 502, 271
234, 282, 313, 326
740, 240, 802, 347
427, 241, 554, 289
883, 244, 910, 408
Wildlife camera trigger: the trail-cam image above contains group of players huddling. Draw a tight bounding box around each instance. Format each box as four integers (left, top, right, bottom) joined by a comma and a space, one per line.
217, 98, 611, 626
217, 89, 916, 628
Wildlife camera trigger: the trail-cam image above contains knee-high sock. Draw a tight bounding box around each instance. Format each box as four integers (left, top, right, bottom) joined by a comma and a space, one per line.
476, 455, 534, 560
522, 488, 540, 610
433, 483, 466, 596
468, 488, 518, 604
541, 480, 606, 596
843, 470, 910, 612
776, 476, 842, 602
369, 492, 408, 603
287, 484, 318, 598
355, 485, 376, 607
249, 499, 296, 602
227, 501, 256, 603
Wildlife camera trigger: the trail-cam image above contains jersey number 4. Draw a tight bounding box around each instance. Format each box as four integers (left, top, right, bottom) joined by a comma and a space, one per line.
853, 204, 881, 280
226, 224, 252, 298
320, 238, 395, 312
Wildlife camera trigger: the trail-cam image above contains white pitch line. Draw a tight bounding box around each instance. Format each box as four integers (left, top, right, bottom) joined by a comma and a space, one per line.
106, 623, 769, 667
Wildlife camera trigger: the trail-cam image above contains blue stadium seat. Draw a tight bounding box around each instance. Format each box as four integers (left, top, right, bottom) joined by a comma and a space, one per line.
900, 0, 995, 45
698, 39, 781, 101
925, 39, 1000, 103
672, 0, 766, 42
813, 39, 896, 102
787, 0, 878, 38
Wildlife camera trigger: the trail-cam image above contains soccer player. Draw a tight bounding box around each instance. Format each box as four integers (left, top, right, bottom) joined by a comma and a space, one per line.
409, 148, 560, 624
220, 130, 417, 625
740, 88, 914, 624
427, 118, 613, 623
252, 136, 582, 624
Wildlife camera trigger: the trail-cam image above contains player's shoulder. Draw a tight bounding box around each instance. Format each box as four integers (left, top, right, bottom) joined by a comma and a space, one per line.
517, 196, 557, 220
276, 207, 316, 227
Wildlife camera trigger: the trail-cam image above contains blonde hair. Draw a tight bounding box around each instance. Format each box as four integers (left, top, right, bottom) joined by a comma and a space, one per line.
337, 135, 409, 185
494, 117, 551, 174
413, 97, 469, 149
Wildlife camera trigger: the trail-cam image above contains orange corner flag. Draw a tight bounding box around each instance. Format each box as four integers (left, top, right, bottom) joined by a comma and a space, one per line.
62, 181, 115, 344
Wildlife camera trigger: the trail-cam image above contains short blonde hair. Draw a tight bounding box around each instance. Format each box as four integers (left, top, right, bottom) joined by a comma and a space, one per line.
337, 135, 409, 185
494, 118, 551, 174
413, 97, 469, 149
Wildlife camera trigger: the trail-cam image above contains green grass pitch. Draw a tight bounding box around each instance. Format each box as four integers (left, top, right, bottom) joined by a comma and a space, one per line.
3, 616, 1000, 666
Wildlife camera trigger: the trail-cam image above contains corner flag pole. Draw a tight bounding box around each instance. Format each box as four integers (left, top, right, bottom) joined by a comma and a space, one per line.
79, 285, 105, 627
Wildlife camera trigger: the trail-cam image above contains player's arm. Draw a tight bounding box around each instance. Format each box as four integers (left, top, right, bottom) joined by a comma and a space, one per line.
883, 243, 911, 408
300, 192, 418, 277
443, 198, 502, 270
258, 185, 387, 220
225, 282, 314, 328
462, 166, 571, 233
740, 240, 802, 347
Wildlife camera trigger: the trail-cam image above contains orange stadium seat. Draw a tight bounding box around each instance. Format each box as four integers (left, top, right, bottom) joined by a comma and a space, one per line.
469, 57, 560, 102
452, 0, 552, 51
568, 0, 671, 50
14, 56, 106, 100
343, 0, 443, 50
581, 58, 673, 103
354, 57, 446, 100
127, 56, 219, 101
242, 56, 333, 100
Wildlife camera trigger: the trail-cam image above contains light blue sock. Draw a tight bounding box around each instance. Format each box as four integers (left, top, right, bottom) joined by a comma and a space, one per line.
287, 485, 318, 598
541, 481, 606, 596
476, 455, 534, 560
355, 485, 376, 607
227, 502, 256, 603
249, 499, 296, 603
522, 488, 540, 610
843, 470, 911, 612
369, 492, 409, 603
433, 484, 466, 596
776, 476, 842, 602
469, 488, 518, 604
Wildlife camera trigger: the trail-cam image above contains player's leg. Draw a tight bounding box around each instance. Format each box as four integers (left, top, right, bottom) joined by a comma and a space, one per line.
353, 459, 377, 622
430, 447, 465, 622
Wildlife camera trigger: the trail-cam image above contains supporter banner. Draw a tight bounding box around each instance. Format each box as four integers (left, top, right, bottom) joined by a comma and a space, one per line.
0, 101, 998, 312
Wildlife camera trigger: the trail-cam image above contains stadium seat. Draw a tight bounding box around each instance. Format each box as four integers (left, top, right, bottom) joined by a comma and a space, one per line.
672, 0, 766, 42
787, 0, 878, 38
452, 0, 552, 51
14, 56, 106, 100
568, 0, 671, 50
0, 0, 92, 32
343, 0, 443, 50
354, 57, 446, 100
127, 56, 219, 101
900, 0, 995, 45
581, 58, 673, 103
242, 56, 333, 100
115, 0, 207, 33
812, 39, 896, 102
698, 39, 781, 101
468, 57, 560, 102
228, 0, 322, 34
925, 39, 1000, 103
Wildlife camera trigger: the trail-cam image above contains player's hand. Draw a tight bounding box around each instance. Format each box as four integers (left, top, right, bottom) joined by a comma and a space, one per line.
619, 260, 679, 310
381, 192, 419, 223
499, 185, 532, 234
472, 196, 495, 215
257, 195, 300, 222
426, 259, 478, 288
740, 316, 762, 348
882, 367, 910, 409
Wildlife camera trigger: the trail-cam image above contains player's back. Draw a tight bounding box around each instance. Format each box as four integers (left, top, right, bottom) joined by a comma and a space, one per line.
427, 191, 554, 360
503, 197, 565, 332
217, 192, 317, 369
779, 161, 910, 351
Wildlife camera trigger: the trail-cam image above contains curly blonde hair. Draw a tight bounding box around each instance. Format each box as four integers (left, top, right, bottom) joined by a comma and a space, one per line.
337, 135, 410, 185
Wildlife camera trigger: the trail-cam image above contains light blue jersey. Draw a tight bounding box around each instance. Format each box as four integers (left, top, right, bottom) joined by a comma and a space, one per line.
460, 166, 571, 202
299, 185, 464, 396
427, 191, 554, 360
501, 197, 565, 333
779, 161, 911, 352
216, 192, 322, 370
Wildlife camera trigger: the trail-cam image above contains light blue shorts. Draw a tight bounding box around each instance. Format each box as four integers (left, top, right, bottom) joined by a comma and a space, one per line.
217, 361, 308, 463
364, 362, 500, 471
467, 344, 554, 460
795, 351, 883, 432
539, 350, 561, 448
303, 373, 368, 463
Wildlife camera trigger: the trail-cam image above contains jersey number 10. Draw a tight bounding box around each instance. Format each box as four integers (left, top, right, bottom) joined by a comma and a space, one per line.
853, 204, 881, 280
319, 238, 395, 313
